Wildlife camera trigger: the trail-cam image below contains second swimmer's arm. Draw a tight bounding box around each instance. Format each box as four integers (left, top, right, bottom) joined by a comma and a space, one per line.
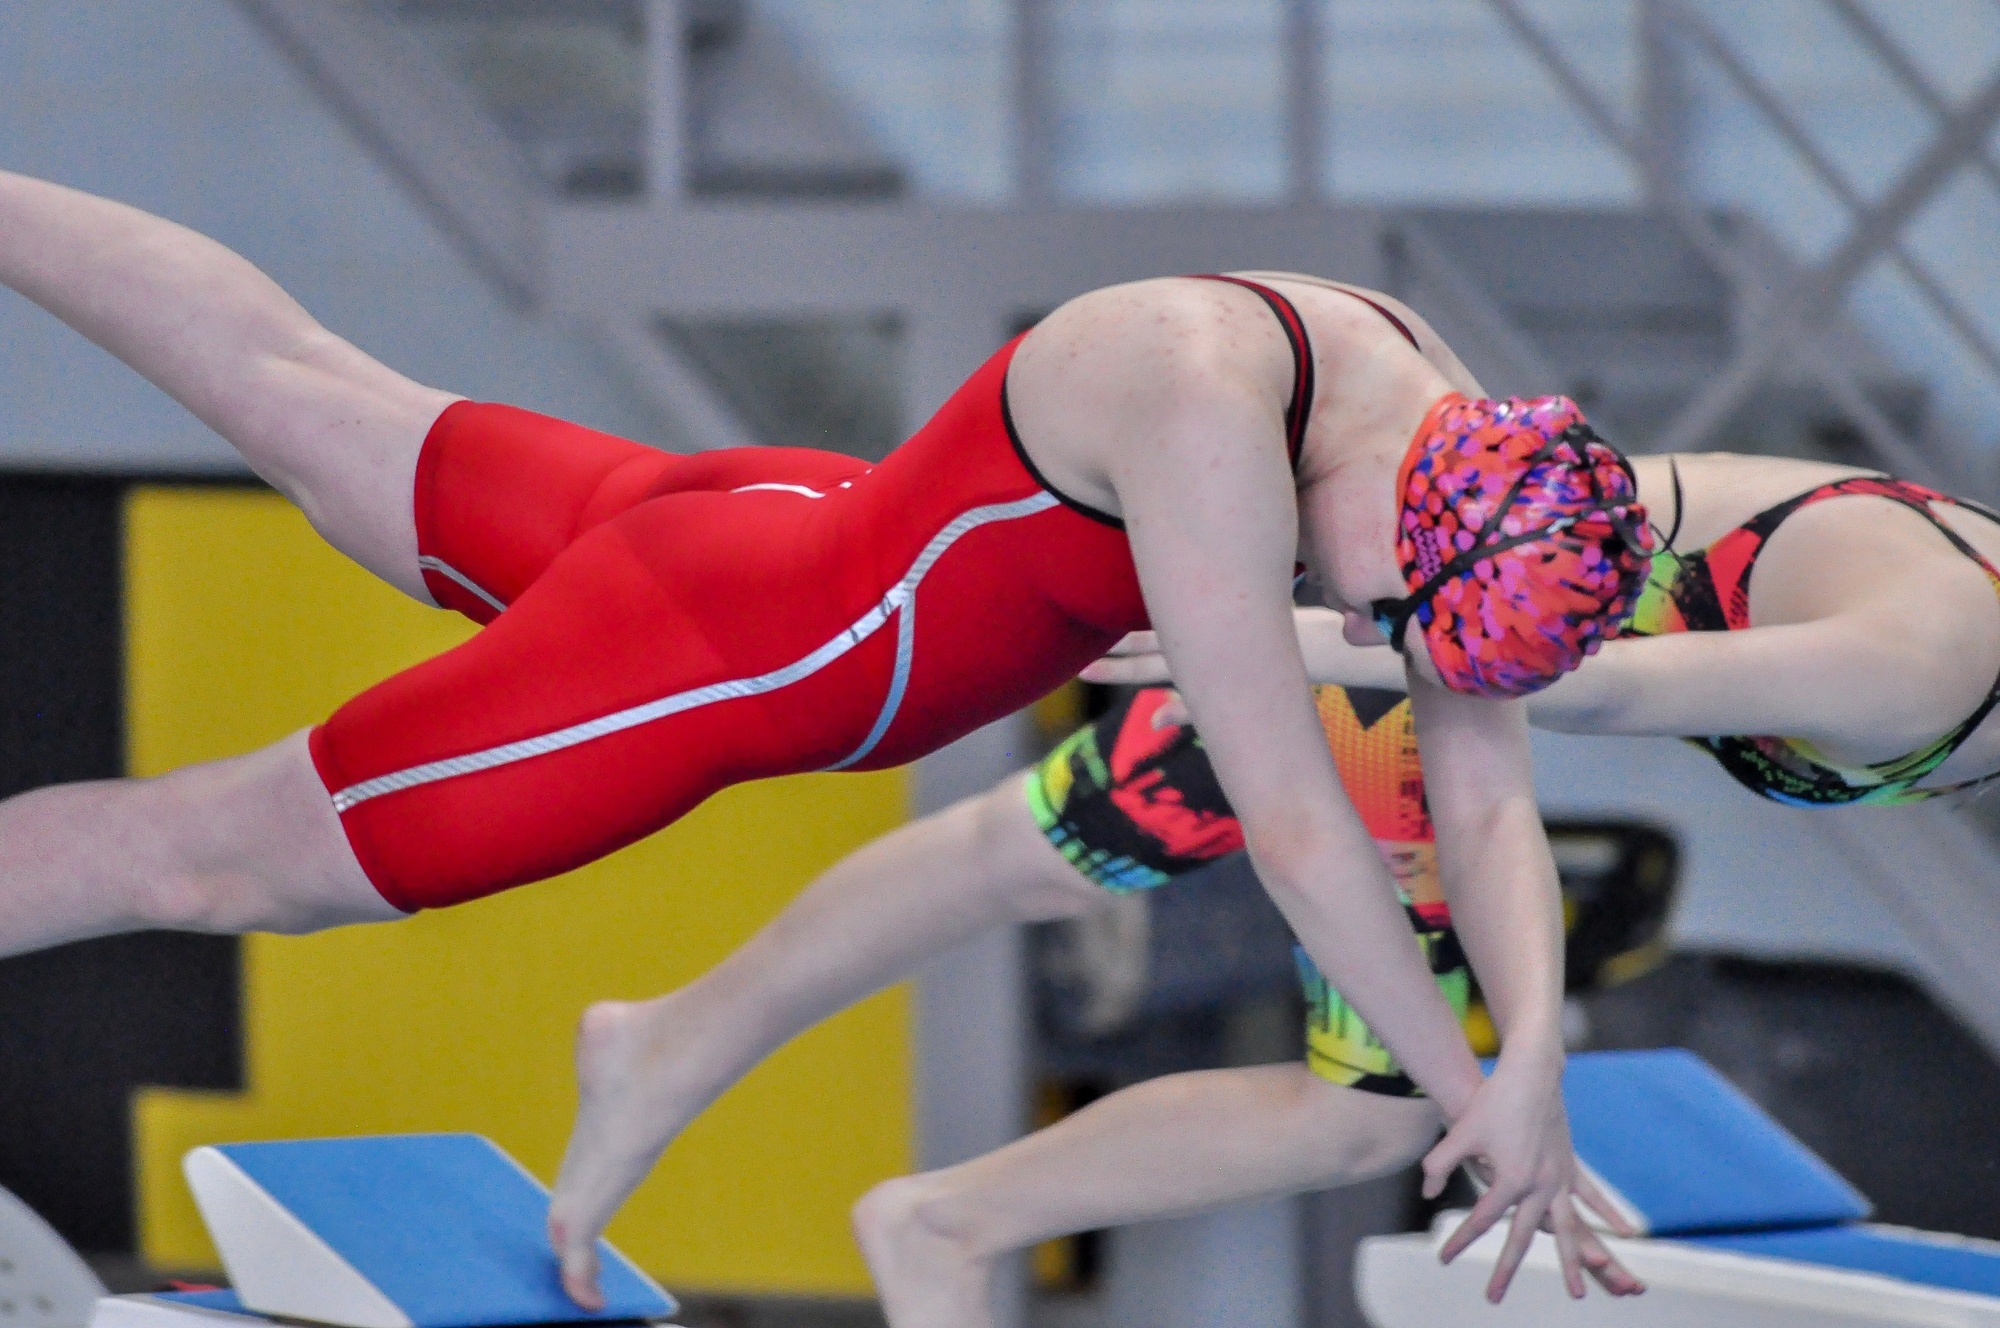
1085, 607, 1410, 691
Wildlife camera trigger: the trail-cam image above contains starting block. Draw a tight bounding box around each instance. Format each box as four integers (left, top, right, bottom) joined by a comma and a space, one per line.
1358, 1049, 2000, 1326
91, 1135, 677, 1328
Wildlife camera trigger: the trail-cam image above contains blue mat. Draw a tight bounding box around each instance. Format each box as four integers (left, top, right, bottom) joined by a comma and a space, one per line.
155, 1291, 255, 1317
1685, 1225, 2000, 1298
1563, 1049, 1871, 1236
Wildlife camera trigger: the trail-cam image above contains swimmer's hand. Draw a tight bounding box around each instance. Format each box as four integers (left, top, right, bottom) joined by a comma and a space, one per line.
1080, 609, 1403, 690
1079, 630, 1174, 685
1423, 1050, 1647, 1302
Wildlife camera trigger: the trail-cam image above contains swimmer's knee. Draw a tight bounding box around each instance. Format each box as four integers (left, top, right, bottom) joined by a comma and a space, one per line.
1290, 1069, 1442, 1183
130, 739, 398, 935
966, 777, 1104, 921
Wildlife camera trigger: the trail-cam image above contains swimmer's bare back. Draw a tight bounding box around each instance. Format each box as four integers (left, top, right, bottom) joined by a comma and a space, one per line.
1583, 451, 2000, 781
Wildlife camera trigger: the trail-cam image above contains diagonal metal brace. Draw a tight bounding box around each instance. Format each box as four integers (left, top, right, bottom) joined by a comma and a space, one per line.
1650, 65, 2000, 456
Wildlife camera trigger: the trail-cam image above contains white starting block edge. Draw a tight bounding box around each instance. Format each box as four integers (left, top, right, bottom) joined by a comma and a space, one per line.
180, 1137, 677, 1328
1356, 1212, 2000, 1328
0, 1183, 108, 1328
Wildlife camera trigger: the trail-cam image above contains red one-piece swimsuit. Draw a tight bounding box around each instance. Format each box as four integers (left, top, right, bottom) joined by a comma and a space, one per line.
310, 276, 1341, 910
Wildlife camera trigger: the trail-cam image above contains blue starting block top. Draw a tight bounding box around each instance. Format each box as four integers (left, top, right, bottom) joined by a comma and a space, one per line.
1359, 1049, 2000, 1325
183, 1134, 676, 1328
1685, 1224, 2000, 1299
1562, 1048, 1872, 1237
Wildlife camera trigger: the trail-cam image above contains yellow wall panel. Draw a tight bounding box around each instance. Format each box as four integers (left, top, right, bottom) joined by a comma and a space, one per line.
125, 487, 911, 1294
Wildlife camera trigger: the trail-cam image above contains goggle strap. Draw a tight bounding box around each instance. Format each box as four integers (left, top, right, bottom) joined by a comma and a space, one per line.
1373, 422, 1646, 656
1371, 493, 1649, 651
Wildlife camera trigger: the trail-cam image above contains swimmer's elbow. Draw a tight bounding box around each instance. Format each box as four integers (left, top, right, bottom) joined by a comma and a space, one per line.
1524, 666, 1639, 734
1239, 810, 1345, 895
1531, 692, 1625, 734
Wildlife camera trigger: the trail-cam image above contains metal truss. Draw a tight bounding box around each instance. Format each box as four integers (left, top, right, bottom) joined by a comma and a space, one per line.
1487, 0, 2000, 489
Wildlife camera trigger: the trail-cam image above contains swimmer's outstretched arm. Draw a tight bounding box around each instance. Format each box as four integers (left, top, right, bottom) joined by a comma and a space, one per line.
1112, 409, 1482, 1112
1083, 608, 1405, 690
0, 170, 454, 596
1104, 377, 1618, 1299
1091, 600, 1990, 760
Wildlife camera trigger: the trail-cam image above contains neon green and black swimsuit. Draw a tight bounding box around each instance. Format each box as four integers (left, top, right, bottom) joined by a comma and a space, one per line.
1628, 473, 2000, 806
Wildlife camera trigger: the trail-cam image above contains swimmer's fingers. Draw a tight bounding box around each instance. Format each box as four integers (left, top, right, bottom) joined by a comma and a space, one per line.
1078, 631, 1171, 685
1570, 1217, 1646, 1297
1545, 1189, 1647, 1300
1484, 1190, 1550, 1304
1571, 1166, 1638, 1237
1549, 1195, 1587, 1300
1431, 1157, 1510, 1264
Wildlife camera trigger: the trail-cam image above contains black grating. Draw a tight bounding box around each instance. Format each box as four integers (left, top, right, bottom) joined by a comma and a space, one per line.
0, 477, 241, 1254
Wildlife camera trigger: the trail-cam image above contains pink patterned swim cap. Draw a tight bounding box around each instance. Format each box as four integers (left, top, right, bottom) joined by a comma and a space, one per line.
1369, 394, 1654, 699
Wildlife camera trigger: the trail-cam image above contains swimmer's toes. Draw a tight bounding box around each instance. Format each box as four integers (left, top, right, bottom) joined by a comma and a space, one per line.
550, 1217, 606, 1311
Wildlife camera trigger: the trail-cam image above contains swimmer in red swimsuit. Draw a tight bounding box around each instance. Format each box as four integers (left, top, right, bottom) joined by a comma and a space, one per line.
0, 174, 1647, 1303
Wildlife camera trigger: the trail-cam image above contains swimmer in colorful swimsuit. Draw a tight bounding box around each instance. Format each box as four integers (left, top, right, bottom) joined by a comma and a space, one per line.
565, 459, 2000, 1326
1095, 452, 2000, 806
0, 172, 1649, 1303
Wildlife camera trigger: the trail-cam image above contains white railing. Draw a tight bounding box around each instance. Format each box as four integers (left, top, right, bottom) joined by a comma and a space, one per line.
1485, 0, 2000, 487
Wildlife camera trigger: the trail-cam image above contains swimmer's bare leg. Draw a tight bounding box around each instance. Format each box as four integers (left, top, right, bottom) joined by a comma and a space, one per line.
548, 777, 1103, 1308
0, 170, 456, 599
0, 730, 401, 960
852, 1065, 1441, 1328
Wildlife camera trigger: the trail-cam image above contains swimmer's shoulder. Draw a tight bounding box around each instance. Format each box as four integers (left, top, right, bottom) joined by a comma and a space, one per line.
1229, 271, 1484, 398
1641, 451, 1988, 549
1227, 271, 1426, 336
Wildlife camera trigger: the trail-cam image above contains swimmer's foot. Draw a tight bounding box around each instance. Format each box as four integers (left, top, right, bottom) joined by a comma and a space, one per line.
549, 995, 719, 1309
853, 1176, 998, 1328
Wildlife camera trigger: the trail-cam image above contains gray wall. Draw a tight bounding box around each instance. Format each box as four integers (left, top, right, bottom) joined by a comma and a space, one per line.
1534, 730, 1928, 970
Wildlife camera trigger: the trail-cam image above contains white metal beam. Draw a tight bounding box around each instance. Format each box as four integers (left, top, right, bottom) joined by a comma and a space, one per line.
1284, 0, 1327, 202
1667, 0, 2000, 383
1636, 0, 1692, 202
1012, 0, 1055, 203
1483, 0, 1996, 480
644, 0, 688, 202
545, 201, 1388, 318
1824, 0, 2000, 203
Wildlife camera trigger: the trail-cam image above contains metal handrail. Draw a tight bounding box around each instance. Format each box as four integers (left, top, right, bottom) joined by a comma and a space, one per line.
1480, 0, 1999, 483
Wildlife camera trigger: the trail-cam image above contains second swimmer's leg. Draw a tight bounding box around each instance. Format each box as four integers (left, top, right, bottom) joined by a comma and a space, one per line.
549, 778, 1103, 1307
0, 730, 398, 960
0, 170, 454, 597
854, 1066, 1440, 1328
